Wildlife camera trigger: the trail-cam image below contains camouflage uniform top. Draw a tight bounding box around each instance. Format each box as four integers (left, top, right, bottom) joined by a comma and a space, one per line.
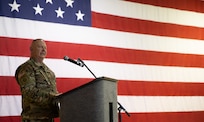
15, 58, 59, 120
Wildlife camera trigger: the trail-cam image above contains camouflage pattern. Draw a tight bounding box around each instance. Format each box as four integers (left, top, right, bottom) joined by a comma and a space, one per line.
15, 58, 59, 120
22, 118, 54, 122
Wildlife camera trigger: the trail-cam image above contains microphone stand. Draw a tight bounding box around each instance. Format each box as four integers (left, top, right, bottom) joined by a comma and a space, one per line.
77, 58, 97, 78
118, 102, 130, 122
78, 58, 130, 122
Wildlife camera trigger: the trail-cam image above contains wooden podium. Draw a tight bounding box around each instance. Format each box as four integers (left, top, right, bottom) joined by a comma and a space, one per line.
57, 77, 118, 122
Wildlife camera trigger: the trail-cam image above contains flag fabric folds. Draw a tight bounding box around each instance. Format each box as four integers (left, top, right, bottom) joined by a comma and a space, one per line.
1, 0, 204, 122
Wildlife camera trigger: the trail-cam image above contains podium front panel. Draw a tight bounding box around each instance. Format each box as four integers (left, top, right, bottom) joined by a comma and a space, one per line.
58, 77, 118, 122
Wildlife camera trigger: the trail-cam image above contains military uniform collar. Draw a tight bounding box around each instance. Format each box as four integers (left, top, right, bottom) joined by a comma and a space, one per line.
30, 58, 45, 67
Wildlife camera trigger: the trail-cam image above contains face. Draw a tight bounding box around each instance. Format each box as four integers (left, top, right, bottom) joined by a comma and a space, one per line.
30, 39, 47, 61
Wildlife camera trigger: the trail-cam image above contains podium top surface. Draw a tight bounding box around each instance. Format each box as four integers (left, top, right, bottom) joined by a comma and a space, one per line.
57, 76, 117, 99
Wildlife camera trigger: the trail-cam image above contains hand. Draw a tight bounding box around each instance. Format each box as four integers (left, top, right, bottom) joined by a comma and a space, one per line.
55, 93, 62, 97
50, 92, 62, 97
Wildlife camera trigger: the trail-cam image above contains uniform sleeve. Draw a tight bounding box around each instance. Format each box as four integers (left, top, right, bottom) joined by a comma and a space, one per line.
16, 65, 55, 106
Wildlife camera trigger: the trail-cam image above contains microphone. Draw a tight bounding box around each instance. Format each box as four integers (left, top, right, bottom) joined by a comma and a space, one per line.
64, 56, 84, 67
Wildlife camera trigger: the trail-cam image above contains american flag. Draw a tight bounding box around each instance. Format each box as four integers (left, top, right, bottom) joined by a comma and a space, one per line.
1, 0, 204, 122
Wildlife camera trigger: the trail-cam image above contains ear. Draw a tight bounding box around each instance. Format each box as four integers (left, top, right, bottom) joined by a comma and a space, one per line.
30, 46, 32, 51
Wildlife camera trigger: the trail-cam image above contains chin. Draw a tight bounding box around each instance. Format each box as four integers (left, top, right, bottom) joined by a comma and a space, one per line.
39, 56, 46, 59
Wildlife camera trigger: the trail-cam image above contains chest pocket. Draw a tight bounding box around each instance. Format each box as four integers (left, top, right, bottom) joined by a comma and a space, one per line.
35, 69, 51, 88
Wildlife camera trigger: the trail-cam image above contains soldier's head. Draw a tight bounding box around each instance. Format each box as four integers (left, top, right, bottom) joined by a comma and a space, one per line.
30, 39, 47, 63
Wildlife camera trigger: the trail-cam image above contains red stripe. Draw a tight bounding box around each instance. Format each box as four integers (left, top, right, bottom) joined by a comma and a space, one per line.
0, 76, 21, 95
0, 76, 92, 95
0, 37, 32, 56
56, 78, 93, 93
92, 12, 204, 40
2, 76, 204, 96
119, 80, 204, 96
1, 37, 204, 68
121, 111, 204, 122
0, 116, 60, 122
0, 116, 21, 122
125, 0, 204, 13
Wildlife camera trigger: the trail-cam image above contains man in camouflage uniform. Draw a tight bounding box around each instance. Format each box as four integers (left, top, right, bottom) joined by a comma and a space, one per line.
15, 39, 59, 122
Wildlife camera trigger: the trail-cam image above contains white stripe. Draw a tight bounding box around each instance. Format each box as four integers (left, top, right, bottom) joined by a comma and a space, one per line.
1, 56, 204, 83
92, 0, 204, 28
118, 96, 204, 113
1, 95, 204, 116
0, 96, 21, 116
1, 17, 204, 55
